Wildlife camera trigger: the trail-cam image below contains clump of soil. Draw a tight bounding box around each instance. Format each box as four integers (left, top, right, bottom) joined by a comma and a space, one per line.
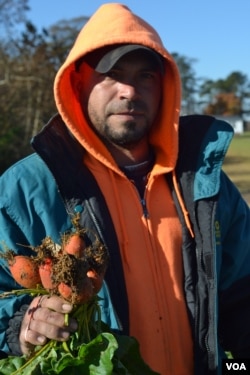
34, 231, 109, 304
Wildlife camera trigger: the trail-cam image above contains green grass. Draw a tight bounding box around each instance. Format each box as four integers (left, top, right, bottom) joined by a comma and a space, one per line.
223, 132, 250, 204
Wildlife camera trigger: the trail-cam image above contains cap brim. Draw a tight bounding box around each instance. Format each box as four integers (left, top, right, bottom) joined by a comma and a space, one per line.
95, 44, 164, 74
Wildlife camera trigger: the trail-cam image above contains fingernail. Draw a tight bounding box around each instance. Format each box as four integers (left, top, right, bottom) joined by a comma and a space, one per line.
62, 331, 70, 339
37, 336, 46, 344
62, 304, 72, 312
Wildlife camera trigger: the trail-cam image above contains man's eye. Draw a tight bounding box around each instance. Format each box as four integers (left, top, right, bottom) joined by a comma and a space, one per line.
141, 72, 156, 79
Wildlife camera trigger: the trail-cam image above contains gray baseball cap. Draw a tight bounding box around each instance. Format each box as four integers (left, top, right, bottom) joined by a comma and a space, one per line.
94, 44, 165, 74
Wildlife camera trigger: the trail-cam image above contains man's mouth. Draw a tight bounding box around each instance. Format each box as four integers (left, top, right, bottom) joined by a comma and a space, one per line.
113, 110, 144, 116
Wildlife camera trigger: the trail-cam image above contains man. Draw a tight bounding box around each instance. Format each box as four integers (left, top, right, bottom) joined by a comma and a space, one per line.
0, 3, 250, 374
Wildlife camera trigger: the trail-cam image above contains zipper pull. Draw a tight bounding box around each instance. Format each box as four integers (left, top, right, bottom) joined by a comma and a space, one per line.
140, 198, 149, 218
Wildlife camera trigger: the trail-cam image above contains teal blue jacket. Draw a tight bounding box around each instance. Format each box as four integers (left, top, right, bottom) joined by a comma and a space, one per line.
0, 115, 250, 374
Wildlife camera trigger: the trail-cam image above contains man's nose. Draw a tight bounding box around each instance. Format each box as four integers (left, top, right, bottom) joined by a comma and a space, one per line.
117, 81, 139, 100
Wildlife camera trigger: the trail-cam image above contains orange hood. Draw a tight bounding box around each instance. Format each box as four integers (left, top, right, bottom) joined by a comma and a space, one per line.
54, 3, 181, 173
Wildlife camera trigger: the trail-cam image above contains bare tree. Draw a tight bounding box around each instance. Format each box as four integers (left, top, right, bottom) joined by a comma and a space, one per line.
0, 0, 29, 32
172, 52, 198, 115
0, 15, 88, 173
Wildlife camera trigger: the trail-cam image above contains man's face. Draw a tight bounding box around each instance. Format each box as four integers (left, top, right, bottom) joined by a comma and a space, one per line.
78, 50, 162, 148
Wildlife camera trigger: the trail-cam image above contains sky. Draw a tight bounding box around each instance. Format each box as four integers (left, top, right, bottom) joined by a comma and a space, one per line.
27, 0, 250, 82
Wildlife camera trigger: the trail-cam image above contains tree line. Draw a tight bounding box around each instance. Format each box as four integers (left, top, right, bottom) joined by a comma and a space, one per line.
0, 0, 250, 174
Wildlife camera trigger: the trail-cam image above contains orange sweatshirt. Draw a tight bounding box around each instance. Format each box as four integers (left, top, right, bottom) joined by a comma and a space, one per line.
54, 3, 193, 374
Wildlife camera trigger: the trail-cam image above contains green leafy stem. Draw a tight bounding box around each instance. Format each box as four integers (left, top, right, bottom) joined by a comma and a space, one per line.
0, 288, 160, 374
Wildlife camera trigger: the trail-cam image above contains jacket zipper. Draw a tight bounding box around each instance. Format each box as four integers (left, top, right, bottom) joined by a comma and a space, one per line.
205, 205, 218, 374
140, 197, 149, 218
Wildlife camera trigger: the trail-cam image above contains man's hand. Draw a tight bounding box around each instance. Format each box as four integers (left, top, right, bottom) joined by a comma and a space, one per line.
19, 295, 78, 355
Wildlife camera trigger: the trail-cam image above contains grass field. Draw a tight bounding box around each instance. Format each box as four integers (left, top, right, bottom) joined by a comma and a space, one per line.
223, 132, 250, 204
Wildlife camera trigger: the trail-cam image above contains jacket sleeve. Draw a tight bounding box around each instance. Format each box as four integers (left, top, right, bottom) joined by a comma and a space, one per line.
0, 154, 120, 354
5, 305, 29, 355
217, 172, 250, 357
0, 154, 70, 353
0, 174, 33, 353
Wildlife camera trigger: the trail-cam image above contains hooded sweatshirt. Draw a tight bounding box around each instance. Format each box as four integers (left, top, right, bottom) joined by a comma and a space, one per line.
54, 3, 193, 374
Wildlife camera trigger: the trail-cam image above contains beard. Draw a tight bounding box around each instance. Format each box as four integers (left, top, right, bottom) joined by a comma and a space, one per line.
101, 119, 151, 147
87, 100, 155, 149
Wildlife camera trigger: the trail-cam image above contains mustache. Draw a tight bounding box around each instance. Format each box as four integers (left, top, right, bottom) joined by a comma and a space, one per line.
107, 100, 147, 114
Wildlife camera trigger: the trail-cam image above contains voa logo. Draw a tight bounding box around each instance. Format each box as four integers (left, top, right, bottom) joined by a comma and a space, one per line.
223, 359, 250, 373
225, 362, 247, 371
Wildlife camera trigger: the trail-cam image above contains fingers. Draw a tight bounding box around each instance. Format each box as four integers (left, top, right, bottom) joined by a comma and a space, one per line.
32, 307, 76, 332
87, 270, 104, 294
21, 327, 48, 353
38, 295, 73, 314
24, 311, 72, 343
19, 295, 77, 355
